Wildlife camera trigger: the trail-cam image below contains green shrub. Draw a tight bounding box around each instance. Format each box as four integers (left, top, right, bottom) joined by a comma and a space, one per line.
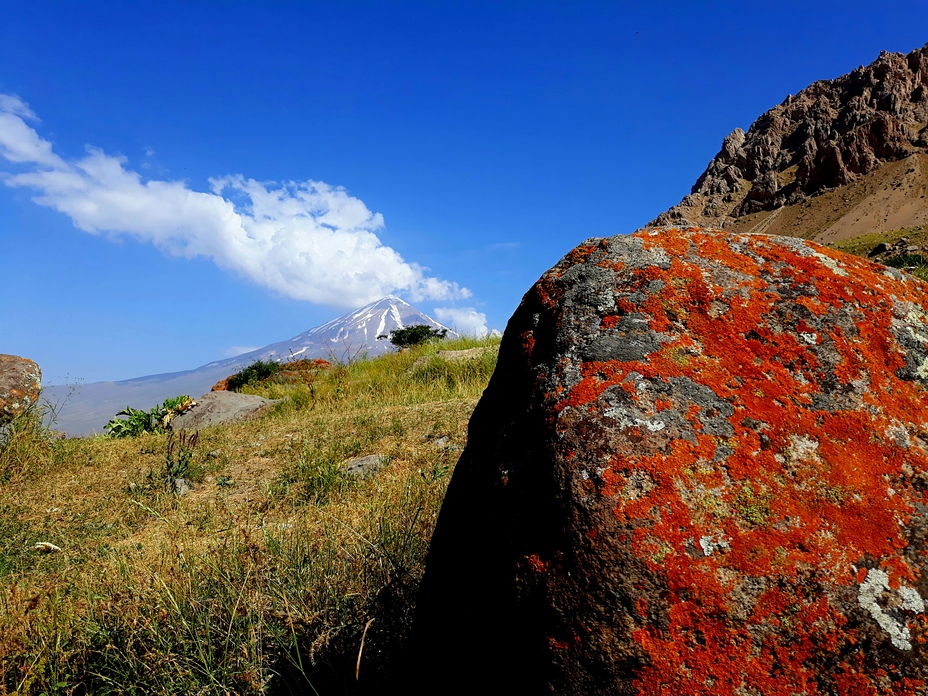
377, 324, 447, 349
227, 359, 283, 392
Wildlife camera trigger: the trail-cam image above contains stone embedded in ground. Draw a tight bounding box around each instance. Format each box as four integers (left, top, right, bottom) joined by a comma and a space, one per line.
168, 391, 279, 430
345, 454, 388, 478
413, 227, 928, 693
0, 354, 42, 426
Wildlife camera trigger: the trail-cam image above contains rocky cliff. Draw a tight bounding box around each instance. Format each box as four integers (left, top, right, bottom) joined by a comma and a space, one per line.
652, 43, 928, 239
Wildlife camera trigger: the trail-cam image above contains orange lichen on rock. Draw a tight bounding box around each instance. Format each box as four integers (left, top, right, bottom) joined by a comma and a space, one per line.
413, 227, 928, 694
0, 354, 42, 424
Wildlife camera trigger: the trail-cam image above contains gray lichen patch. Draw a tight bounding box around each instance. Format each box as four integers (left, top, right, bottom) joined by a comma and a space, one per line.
858, 568, 925, 651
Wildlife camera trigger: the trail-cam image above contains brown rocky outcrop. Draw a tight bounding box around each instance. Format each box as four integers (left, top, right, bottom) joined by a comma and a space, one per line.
413, 228, 928, 693
652, 43, 928, 231
0, 354, 41, 425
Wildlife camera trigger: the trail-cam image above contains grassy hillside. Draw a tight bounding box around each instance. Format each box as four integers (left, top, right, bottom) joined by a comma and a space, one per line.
833, 224, 928, 282
0, 336, 500, 695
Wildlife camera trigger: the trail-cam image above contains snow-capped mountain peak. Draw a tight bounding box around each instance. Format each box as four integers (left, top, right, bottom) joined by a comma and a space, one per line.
46, 297, 456, 435
288, 296, 454, 357
205, 295, 453, 368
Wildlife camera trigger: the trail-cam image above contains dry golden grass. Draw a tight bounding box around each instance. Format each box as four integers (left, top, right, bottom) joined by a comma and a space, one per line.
0, 336, 499, 695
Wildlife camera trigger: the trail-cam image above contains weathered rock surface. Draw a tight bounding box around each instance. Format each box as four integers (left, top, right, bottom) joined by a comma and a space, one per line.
414, 227, 928, 693
0, 354, 42, 425
653, 43, 928, 231
345, 454, 388, 478
168, 391, 279, 431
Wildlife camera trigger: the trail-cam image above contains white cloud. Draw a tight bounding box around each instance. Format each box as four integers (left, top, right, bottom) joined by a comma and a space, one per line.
0, 94, 470, 309
433, 306, 489, 338
0, 94, 37, 120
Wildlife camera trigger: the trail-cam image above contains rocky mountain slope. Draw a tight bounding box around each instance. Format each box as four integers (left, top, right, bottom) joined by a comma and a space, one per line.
651, 43, 928, 242
45, 296, 453, 436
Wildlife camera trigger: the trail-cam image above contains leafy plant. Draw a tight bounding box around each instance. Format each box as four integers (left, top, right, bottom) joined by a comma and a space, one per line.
104, 395, 195, 438
227, 359, 283, 392
377, 324, 448, 349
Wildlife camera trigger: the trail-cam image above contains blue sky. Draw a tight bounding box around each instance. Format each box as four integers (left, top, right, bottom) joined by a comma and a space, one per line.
1, 1, 926, 384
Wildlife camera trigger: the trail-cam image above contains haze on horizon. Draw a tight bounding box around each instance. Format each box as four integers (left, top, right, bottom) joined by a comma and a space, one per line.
1, 1, 926, 383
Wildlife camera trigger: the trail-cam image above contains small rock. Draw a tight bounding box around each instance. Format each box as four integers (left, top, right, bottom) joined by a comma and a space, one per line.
173, 478, 192, 496
206, 450, 220, 459
434, 436, 450, 448
345, 454, 388, 478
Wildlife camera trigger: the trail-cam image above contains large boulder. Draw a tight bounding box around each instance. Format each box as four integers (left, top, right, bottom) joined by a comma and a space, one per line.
413, 228, 928, 693
0, 354, 42, 425
168, 391, 279, 431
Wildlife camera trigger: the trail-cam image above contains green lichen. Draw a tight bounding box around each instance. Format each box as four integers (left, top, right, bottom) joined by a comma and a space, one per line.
732, 483, 772, 526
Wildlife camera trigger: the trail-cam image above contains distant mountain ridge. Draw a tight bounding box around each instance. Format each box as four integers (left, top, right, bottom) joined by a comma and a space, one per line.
650, 43, 928, 242
198, 295, 453, 371
45, 296, 453, 436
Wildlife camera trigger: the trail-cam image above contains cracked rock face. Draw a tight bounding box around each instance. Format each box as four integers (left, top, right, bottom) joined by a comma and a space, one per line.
413, 227, 928, 694
0, 354, 41, 425
652, 43, 928, 228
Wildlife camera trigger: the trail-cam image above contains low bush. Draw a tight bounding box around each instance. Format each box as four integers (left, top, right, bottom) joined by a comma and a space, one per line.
377, 324, 447, 349
226, 359, 283, 392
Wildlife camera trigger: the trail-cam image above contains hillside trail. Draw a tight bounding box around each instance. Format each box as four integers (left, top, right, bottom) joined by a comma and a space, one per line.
746, 206, 783, 235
